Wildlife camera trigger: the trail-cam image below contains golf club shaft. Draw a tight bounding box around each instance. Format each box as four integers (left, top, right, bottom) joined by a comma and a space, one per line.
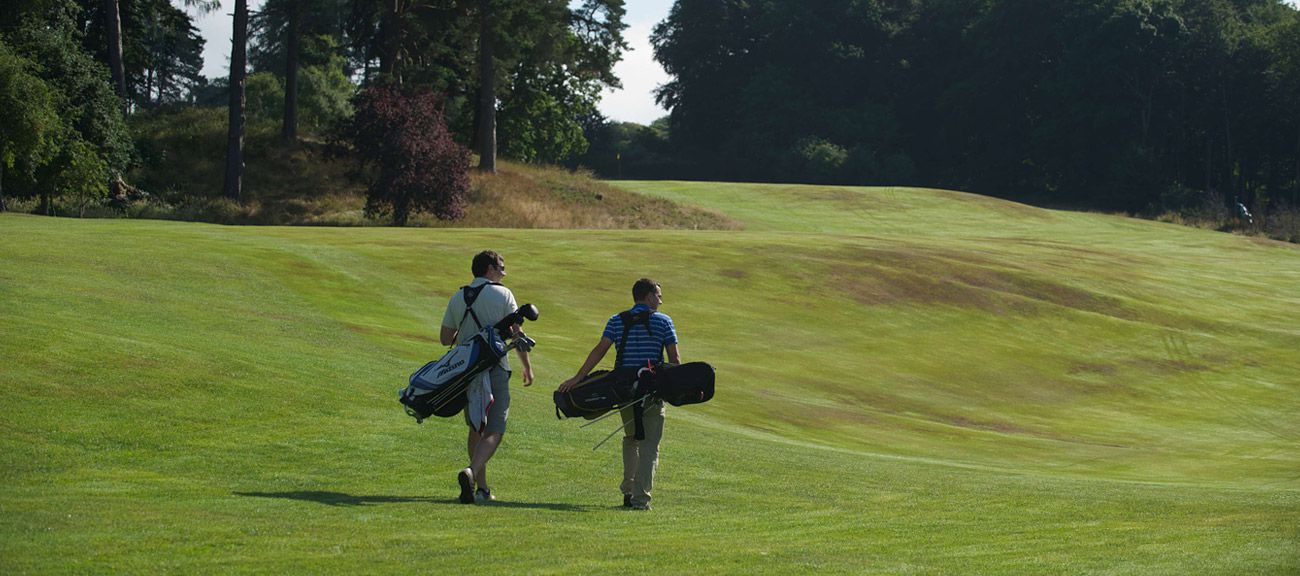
579, 394, 651, 429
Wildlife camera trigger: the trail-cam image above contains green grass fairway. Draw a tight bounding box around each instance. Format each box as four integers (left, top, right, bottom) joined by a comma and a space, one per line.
3, 182, 1299, 574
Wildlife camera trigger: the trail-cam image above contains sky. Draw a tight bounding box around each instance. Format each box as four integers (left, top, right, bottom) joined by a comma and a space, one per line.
194, 0, 674, 125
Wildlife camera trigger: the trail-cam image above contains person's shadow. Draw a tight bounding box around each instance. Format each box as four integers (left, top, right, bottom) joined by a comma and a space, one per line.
234, 490, 595, 511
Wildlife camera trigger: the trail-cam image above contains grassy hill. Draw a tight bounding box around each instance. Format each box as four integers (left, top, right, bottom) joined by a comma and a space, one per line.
120, 108, 736, 230
1, 181, 1297, 574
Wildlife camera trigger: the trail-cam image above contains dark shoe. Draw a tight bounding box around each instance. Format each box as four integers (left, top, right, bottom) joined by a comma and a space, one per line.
623, 494, 632, 508
457, 468, 474, 504
474, 488, 495, 504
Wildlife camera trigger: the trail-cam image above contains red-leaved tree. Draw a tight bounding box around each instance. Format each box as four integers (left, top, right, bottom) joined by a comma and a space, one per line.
347, 86, 470, 225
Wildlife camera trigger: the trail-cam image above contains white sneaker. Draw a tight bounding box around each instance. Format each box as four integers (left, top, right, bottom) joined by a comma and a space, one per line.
474, 488, 495, 503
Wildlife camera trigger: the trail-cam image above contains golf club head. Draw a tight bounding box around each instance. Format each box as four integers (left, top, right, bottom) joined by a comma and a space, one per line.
511, 333, 536, 353
517, 303, 539, 322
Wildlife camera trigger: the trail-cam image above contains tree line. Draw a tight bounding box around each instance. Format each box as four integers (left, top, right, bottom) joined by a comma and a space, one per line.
1, 0, 625, 217
622, 0, 1300, 216
3, 0, 1297, 221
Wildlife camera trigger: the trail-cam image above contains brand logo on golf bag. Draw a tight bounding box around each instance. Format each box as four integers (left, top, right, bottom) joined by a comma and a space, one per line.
435, 357, 467, 379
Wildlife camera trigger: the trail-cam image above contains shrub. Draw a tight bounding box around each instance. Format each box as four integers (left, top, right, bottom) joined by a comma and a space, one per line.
344, 85, 470, 225
245, 72, 285, 123
792, 137, 848, 184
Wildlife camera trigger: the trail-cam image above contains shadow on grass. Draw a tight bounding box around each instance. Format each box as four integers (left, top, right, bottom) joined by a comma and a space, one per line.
234, 490, 595, 511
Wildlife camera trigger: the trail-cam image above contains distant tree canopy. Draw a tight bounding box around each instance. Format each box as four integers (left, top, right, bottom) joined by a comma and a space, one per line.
76, 0, 207, 110
7, 0, 1297, 219
1, 0, 134, 213
646, 0, 1300, 213
240, 0, 627, 164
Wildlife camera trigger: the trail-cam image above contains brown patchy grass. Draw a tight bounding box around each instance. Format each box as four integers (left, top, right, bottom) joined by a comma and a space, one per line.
409, 161, 741, 230
825, 246, 1138, 321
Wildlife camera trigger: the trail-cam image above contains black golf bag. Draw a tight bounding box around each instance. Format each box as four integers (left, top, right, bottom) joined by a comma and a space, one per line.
553, 361, 716, 424
652, 361, 716, 407
399, 303, 539, 423
553, 367, 644, 420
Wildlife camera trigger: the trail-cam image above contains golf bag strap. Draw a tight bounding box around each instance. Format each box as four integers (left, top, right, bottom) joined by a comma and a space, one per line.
458, 282, 501, 332
632, 401, 645, 440
614, 310, 655, 368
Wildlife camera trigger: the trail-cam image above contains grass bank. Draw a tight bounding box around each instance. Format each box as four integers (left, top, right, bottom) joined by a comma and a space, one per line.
99, 107, 736, 230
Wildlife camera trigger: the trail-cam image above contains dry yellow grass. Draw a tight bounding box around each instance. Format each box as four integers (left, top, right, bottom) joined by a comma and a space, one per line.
407, 161, 741, 230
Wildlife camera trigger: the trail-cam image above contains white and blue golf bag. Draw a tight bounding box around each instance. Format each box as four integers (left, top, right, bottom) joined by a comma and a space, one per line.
399, 304, 538, 423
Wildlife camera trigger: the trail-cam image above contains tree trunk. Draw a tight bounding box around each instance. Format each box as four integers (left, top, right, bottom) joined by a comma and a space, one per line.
0, 166, 6, 212
1221, 79, 1234, 196
223, 0, 250, 203
282, 0, 301, 143
380, 0, 403, 83
144, 66, 154, 106
475, 0, 496, 173
157, 65, 169, 106
393, 199, 409, 227
103, 0, 128, 114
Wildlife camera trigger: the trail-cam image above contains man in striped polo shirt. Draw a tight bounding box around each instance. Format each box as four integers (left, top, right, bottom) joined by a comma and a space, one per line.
559, 278, 680, 510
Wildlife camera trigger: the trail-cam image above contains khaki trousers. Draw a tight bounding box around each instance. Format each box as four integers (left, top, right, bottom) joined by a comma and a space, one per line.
620, 399, 665, 507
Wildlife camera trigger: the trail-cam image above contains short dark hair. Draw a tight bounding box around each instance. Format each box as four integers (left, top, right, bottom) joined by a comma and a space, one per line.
472, 251, 503, 277
632, 278, 660, 302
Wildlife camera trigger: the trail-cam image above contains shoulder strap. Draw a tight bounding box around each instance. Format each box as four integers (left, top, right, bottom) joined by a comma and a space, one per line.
614, 310, 655, 368
458, 282, 502, 332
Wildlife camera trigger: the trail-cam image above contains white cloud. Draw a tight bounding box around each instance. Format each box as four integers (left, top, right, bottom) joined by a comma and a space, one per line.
596, 21, 670, 126
195, 0, 267, 79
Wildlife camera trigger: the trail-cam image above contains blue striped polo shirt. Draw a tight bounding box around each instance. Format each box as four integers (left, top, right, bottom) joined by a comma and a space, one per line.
602, 304, 678, 368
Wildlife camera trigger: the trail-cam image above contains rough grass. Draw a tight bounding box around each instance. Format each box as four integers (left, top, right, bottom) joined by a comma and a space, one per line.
2, 181, 1298, 574
119, 108, 735, 230
409, 163, 740, 230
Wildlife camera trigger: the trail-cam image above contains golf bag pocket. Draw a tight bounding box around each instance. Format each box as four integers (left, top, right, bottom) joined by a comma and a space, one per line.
554, 368, 643, 419
654, 362, 715, 407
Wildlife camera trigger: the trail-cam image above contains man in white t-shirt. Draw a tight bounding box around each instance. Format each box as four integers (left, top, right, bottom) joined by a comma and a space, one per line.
440, 250, 534, 504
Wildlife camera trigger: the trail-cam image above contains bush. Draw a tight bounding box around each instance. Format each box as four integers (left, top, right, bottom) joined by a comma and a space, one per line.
344, 85, 470, 225
298, 63, 354, 131
245, 72, 285, 123
792, 137, 848, 184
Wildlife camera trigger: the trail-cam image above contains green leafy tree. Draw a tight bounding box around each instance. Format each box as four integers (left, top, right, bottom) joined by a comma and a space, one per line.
78, 0, 210, 109
244, 71, 285, 121
2, 0, 134, 213
293, 44, 356, 130
243, 40, 354, 131
342, 0, 625, 167
497, 60, 599, 164
1270, 9, 1300, 205
0, 42, 61, 211
652, 0, 755, 178
654, 0, 912, 183
569, 114, 678, 179
252, 0, 353, 140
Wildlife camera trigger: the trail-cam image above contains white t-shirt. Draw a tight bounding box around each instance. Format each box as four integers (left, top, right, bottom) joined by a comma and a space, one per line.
441, 277, 518, 370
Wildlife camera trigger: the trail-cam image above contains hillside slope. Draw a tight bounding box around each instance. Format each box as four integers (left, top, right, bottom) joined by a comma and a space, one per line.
1, 183, 1297, 573
612, 181, 1300, 485
122, 108, 736, 229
